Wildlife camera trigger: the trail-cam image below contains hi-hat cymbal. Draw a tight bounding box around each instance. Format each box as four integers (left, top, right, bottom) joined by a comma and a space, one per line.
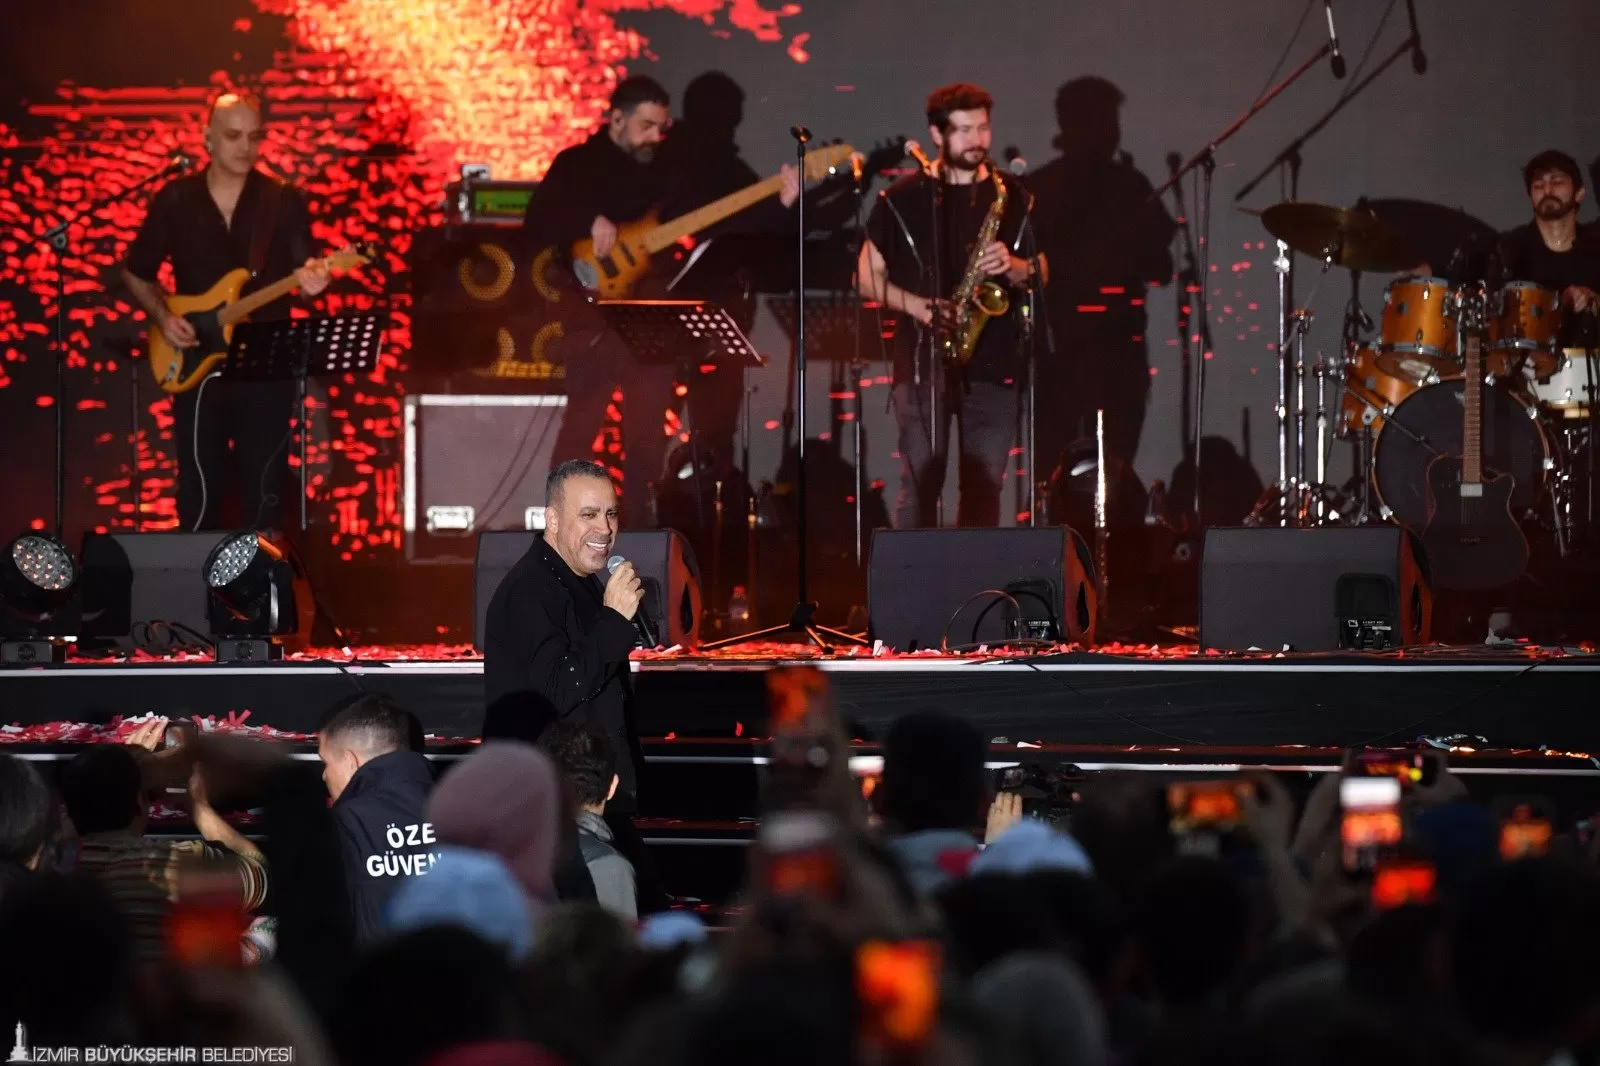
1260, 201, 1419, 273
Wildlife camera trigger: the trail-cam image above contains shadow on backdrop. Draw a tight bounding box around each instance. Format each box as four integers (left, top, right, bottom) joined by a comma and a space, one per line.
1029, 76, 1176, 486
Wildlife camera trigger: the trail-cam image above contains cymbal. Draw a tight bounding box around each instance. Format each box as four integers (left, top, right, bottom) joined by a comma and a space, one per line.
1259, 201, 1418, 272
1361, 198, 1500, 280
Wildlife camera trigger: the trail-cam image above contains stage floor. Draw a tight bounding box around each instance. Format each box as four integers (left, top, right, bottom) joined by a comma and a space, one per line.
3, 643, 1598, 754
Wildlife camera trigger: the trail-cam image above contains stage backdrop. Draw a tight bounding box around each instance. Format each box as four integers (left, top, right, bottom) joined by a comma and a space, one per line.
0, 0, 1596, 557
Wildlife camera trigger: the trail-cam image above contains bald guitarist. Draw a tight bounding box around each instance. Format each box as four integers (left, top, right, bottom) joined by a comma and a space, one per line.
523, 75, 799, 526
122, 91, 330, 532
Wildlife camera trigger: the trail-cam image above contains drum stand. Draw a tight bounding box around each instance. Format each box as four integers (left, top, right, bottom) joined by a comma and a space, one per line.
1246, 307, 1343, 526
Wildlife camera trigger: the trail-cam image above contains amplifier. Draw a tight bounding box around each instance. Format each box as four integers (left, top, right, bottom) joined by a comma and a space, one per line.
403, 394, 567, 561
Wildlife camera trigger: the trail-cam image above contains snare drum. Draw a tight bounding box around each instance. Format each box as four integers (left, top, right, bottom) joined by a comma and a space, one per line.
1340, 345, 1422, 437
1488, 281, 1562, 379
1531, 349, 1600, 418
1378, 276, 1458, 379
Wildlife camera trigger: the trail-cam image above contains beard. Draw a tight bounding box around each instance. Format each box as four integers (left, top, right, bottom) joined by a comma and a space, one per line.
942, 146, 985, 173
1535, 195, 1574, 221
628, 143, 656, 164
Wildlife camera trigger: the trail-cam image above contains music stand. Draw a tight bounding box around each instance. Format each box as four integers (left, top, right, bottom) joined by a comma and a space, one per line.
225, 313, 387, 530
768, 292, 888, 568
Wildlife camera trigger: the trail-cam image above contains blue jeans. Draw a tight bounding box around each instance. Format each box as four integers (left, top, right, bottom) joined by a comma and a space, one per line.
892, 377, 1018, 528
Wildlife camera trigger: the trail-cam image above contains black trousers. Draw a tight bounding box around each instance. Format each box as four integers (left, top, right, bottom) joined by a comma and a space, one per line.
891, 377, 1018, 528
170, 375, 297, 531
550, 325, 677, 528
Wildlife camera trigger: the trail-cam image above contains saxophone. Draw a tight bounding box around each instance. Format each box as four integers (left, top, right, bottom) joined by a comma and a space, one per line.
944, 162, 1010, 365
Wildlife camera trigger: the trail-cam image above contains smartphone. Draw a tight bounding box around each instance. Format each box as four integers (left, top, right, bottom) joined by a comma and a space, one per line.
857, 940, 941, 1048
1351, 748, 1436, 789
167, 888, 246, 968
1167, 780, 1247, 835
1341, 774, 1404, 873
1497, 798, 1554, 861
760, 809, 840, 899
1371, 858, 1437, 910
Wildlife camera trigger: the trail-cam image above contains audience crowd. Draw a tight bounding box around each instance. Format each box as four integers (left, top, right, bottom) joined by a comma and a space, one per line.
2, 683, 1599, 1066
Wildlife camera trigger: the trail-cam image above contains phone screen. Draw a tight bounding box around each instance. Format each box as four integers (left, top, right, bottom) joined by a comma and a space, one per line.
1341, 775, 1403, 872
1167, 781, 1245, 835
761, 810, 840, 898
1498, 801, 1553, 860
1371, 859, 1437, 910
1354, 750, 1423, 785
857, 940, 941, 1048
166, 893, 246, 968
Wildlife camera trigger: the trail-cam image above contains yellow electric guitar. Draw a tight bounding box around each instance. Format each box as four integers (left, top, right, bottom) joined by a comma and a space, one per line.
147, 244, 374, 393
568, 143, 856, 298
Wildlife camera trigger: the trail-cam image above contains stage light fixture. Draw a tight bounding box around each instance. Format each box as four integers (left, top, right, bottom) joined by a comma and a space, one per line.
203, 532, 311, 663
0, 533, 79, 663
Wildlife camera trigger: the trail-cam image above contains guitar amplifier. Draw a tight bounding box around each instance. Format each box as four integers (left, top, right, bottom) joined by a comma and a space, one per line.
403, 394, 567, 561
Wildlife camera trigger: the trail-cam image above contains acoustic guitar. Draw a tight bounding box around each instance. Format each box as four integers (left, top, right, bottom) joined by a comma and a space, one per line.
147, 244, 373, 393
568, 143, 856, 298
1419, 286, 1529, 590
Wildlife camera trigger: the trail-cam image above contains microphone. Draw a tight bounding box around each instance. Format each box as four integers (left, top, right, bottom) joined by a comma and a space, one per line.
790, 125, 812, 145
1003, 146, 1027, 175
1404, 0, 1428, 74
904, 139, 934, 176
168, 151, 194, 172
605, 554, 659, 648
1323, 0, 1346, 78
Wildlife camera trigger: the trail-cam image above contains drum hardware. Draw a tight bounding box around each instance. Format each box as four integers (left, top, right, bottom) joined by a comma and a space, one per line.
1314, 354, 1330, 522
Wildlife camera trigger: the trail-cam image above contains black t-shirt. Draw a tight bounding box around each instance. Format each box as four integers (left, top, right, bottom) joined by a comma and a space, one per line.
124, 168, 313, 320
1498, 222, 1600, 347
865, 169, 1029, 386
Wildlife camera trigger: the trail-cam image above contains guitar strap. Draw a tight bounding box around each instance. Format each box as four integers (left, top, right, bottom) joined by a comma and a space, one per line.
247, 176, 284, 282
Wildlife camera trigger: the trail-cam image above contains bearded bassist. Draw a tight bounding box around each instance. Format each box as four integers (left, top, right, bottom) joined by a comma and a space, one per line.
522, 75, 801, 526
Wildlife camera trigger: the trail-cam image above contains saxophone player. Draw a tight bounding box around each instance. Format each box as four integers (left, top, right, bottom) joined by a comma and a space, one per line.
858, 82, 1039, 528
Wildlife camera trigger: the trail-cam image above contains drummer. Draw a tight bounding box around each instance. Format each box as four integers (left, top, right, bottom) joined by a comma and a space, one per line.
1498, 150, 1600, 342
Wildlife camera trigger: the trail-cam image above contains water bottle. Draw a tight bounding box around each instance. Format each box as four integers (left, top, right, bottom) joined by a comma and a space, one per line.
728, 585, 750, 627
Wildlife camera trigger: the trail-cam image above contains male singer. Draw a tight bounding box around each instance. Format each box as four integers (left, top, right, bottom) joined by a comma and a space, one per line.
857, 82, 1036, 527
482, 458, 667, 911
482, 458, 645, 794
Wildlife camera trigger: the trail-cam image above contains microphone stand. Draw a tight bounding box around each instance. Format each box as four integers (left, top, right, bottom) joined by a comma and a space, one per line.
35, 155, 188, 538
1150, 36, 1335, 520
703, 126, 866, 650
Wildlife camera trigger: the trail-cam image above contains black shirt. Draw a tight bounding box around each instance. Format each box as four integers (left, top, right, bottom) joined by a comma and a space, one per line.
523, 132, 662, 264
482, 533, 643, 799
865, 169, 1029, 386
124, 167, 314, 320
1498, 222, 1600, 347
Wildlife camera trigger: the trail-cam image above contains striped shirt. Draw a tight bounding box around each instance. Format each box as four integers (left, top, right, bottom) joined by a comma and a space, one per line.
76, 831, 268, 961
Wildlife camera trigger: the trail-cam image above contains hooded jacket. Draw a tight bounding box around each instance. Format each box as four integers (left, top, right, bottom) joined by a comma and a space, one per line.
331, 750, 438, 941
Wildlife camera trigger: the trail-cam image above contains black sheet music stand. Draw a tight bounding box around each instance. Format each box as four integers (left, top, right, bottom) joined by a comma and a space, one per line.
768, 292, 887, 571
225, 313, 387, 530
594, 298, 766, 373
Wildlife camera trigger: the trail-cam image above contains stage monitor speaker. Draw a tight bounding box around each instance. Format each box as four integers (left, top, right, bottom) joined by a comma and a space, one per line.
78, 531, 313, 654
1200, 527, 1431, 652
867, 527, 1097, 651
473, 529, 703, 651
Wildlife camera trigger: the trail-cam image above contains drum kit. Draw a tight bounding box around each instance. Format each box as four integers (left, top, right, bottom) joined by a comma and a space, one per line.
1248, 200, 1599, 578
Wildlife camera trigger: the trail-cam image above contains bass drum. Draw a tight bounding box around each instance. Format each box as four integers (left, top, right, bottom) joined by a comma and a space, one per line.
1373, 379, 1551, 532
